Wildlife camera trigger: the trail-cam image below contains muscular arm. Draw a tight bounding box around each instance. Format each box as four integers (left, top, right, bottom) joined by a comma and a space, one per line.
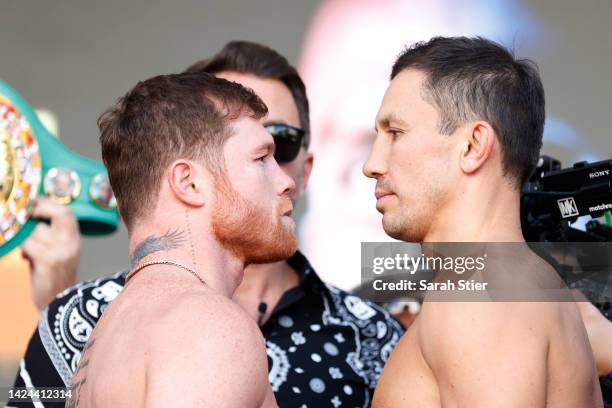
145, 294, 275, 408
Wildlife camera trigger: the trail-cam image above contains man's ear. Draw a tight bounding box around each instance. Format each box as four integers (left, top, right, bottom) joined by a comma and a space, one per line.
167, 159, 207, 207
459, 121, 496, 175
299, 151, 314, 194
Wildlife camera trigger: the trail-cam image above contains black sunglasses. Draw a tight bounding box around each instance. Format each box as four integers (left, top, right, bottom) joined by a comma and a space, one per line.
265, 123, 307, 164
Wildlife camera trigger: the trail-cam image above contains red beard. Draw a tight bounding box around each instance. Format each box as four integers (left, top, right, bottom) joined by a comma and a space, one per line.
211, 175, 297, 265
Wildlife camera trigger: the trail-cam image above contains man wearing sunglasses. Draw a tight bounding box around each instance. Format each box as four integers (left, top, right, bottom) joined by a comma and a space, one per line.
9, 41, 403, 408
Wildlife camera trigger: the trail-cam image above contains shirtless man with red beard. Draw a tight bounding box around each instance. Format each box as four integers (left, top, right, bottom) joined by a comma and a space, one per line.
65, 72, 295, 407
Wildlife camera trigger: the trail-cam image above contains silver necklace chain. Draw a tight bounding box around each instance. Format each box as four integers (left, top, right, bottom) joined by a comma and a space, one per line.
125, 260, 206, 286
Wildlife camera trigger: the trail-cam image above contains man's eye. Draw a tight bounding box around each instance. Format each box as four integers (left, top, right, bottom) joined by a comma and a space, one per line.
388, 130, 401, 137
256, 155, 266, 163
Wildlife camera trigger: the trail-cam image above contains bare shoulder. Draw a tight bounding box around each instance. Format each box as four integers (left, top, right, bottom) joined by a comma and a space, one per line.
418, 302, 566, 358
155, 289, 264, 352
420, 302, 552, 404
381, 302, 555, 374
375, 302, 600, 407
420, 301, 562, 338
145, 291, 270, 407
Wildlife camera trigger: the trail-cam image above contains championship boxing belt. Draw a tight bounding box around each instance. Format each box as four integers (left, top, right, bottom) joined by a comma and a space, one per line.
0, 80, 119, 257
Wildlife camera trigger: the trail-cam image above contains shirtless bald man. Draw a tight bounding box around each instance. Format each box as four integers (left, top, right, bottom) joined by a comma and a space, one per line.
364, 37, 603, 407
66, 72, 295, 407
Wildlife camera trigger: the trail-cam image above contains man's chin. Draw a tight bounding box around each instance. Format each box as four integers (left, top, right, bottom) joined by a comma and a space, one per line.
383, 226, 422, 243
382, 217, 409, 241
273, 240, 298, 262
275, 229, 298, 259
245, 235, 297, 265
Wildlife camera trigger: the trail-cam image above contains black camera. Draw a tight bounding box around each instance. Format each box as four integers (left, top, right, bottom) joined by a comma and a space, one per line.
521, 155, 612, 242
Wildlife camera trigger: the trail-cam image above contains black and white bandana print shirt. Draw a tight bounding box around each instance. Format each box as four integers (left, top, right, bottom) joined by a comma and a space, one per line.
9, 251, 405, 407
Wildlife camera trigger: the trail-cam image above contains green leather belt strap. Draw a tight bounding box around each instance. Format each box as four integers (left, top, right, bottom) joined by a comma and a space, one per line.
0, 80, 119, 257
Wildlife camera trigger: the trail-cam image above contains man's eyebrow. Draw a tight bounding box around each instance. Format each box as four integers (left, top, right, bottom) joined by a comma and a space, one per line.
263, 120, 288, 127
378, 113, 409, 126
376, 113, 410, 130
253, 141, 275, 155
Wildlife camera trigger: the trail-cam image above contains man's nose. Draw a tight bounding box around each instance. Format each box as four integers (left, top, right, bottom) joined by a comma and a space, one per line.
363, 137, 388, 179
275, 163, 296, 196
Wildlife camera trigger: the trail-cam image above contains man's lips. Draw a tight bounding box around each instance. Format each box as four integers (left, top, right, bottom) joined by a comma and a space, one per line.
375, 190, 394, 200
375, 190, 395, 212
279, 196, 293, 217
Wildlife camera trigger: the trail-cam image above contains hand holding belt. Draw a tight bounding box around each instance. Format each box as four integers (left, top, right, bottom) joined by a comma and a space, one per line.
0, 80, 119, 257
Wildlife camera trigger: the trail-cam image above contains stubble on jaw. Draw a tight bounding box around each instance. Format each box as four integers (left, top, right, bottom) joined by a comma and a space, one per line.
381, 190, 447, 243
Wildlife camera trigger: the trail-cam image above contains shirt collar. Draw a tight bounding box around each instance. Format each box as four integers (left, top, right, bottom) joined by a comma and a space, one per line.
264, 250, 326, 320
287, 249, 324, 291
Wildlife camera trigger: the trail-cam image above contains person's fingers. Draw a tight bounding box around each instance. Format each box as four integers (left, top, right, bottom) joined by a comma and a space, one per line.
31, 197, 79, 234
27, 222, 54, 246
22, 201, 80, 311
21, 236, 51, 263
